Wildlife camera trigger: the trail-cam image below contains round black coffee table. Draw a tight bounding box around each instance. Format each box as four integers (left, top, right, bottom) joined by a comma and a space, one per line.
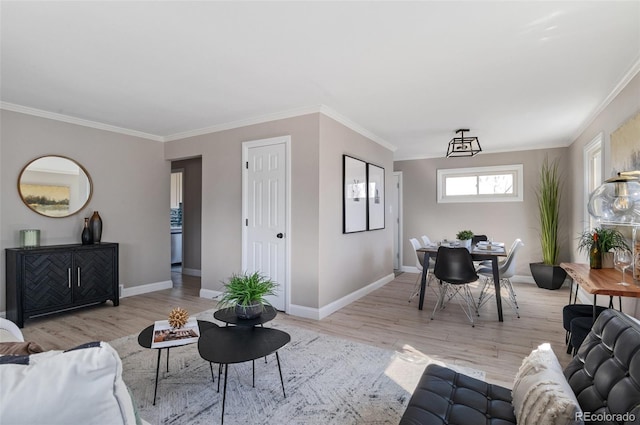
213, 304, 277, 326
198, 326, 291, 424
138, 319, 217, 405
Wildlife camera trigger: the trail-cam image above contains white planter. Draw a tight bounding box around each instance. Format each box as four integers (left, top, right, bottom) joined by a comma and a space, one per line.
602, 252, 614, 268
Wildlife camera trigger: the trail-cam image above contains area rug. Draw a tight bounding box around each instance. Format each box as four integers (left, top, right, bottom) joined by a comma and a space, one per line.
109, 309, 484, 425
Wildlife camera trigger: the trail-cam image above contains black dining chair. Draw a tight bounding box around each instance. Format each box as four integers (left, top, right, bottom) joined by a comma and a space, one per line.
431, 246, 480, 326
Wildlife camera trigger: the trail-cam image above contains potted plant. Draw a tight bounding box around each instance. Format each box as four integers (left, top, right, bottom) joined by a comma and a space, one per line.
577, 227, 630, 268
456, 230, 474, 249
218, 271, 278, 319
530, 156, 567, 290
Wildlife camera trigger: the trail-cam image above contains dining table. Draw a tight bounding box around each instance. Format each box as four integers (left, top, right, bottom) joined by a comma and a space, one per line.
417, 242, 508, 322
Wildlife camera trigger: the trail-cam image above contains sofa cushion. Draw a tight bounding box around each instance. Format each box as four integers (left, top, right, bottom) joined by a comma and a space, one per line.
512, 343, 582, 425
399, 363, 516, 425
564, 309, 640, 424
0, 341, 139, 425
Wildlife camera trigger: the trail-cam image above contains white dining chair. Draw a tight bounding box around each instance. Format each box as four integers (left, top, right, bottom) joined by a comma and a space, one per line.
421, 235, 432, 248
476, 239, 524, 318
477, 238, 519, 269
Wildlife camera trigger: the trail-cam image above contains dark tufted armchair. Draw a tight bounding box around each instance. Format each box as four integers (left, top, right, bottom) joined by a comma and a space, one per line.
399, 309, 640, 425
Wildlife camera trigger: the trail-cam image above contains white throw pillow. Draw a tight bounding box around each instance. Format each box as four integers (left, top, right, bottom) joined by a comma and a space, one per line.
512, 343, 583, 425
0, 342, 138, 425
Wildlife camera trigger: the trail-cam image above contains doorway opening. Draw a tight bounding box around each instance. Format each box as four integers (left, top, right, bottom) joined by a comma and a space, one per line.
392, 171, 403, 275
170, 169, 184, 273
170, 157, 203, 294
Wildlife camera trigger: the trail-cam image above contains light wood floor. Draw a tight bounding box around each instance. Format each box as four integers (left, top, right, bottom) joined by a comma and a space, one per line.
21, 271, 573, 388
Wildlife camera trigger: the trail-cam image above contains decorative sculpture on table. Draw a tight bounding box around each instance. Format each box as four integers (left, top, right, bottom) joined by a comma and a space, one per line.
168, 307, 189, 329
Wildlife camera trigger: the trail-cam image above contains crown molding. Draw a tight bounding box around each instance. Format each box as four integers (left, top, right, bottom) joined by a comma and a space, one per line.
394, 141, 568, 161
164, 104, 396, 152
1, 100, 397, 152
318, 105, 397, 152
163, 105, 324, 142
0, 102, 164, 141
570, 57, 640, 143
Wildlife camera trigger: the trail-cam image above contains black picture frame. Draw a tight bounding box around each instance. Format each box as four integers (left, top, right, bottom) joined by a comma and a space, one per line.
367, 163, 385, 230
343, 155, 367, 233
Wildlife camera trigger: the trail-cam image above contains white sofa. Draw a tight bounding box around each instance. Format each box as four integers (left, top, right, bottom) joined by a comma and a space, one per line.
0, 318, 149, 425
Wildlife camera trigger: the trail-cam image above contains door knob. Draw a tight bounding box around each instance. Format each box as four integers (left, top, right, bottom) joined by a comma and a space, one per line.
276, 233, 284, 239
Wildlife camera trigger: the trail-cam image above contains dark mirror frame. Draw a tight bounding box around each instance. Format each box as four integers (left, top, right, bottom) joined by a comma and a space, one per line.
18, 155, 93, 218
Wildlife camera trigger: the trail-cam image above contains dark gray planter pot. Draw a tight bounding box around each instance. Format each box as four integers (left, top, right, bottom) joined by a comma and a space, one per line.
530, 262, 567, 290
235, 302, 263, 319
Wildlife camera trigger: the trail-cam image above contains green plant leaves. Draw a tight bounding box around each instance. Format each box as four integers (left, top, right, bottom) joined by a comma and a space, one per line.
577, 227, 630, 254
218, 271, 278, 307
536, 156, 561, 265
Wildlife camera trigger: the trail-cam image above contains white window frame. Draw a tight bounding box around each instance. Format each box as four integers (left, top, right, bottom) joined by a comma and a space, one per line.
437, 164, 524, 203
583, 132, 603, 230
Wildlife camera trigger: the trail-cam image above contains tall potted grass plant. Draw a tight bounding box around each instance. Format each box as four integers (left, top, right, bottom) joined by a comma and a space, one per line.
530, 156, 567, 289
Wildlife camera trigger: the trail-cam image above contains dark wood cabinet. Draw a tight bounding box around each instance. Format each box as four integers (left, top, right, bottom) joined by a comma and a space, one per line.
6, 243, 119, 327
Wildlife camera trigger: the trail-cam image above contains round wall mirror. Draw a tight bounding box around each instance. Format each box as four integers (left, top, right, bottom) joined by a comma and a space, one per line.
18, 155, 92, 218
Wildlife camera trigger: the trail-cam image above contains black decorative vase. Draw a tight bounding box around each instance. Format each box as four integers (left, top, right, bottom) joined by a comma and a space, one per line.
90, 211, 102, 243
81, 218, 93, 245
530, 262, 567, 290
235, 302, 263, 320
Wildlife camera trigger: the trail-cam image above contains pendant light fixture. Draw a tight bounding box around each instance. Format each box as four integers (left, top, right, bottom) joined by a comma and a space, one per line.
446, 129, 482, 158
588, 171, 640, 224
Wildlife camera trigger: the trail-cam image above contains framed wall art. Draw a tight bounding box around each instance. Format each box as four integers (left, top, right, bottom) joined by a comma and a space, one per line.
343, 155, 367, 233
367, 163, 385, 230
611, 111, 640, 176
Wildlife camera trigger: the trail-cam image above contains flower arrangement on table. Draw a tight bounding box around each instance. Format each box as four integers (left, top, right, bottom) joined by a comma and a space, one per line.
577, 227, 629, 268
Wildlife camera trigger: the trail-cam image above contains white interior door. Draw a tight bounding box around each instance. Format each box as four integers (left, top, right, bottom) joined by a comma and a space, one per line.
392, 172, 402, 270
243, 137, 289, 311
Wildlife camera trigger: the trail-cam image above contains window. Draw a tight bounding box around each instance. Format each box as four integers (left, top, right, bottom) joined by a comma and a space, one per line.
584, 133, 602, 229
437, 164, 524, 203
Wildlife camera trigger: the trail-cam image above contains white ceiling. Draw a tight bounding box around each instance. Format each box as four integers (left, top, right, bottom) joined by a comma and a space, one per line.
1, 1, 639, 160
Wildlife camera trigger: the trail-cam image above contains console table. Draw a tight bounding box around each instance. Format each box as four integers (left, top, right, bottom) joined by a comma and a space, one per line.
5, 243, 119, 327
560, 262, 640, 318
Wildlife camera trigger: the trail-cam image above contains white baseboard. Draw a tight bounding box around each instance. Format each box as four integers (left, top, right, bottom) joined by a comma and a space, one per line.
120, 280, 173, 298
287, 304, 320, 320
199, 288, 223, 300
288, 273, 395, 320
182, 268, 201, 277
400, 266, 420, 274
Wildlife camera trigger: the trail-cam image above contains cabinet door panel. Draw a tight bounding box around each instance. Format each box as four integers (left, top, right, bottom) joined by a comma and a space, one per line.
74, 248, 115, 301
24, 252, 72, 312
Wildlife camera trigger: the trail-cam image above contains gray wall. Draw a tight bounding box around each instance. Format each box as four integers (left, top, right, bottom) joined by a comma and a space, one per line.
164, 113, 322, 308
394, 147, 571, 277
318, 114, 394, 306
0, 110, 170, 311
567, 72, 640, 316
164, 113, 394, 311
171, 157, 202, 273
